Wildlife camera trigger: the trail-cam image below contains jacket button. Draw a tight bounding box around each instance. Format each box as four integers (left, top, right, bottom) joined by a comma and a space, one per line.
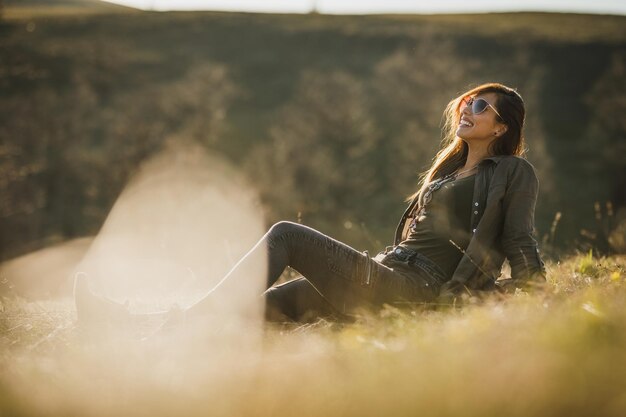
474, 210, 478, 215
474, 202, 479, 206
472, 228, 476, 233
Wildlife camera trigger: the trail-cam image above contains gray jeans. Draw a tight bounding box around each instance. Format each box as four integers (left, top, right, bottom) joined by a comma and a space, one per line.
262, 221, 446, 322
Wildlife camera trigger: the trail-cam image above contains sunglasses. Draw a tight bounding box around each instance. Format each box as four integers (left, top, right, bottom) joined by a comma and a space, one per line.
461, 96, 503, 120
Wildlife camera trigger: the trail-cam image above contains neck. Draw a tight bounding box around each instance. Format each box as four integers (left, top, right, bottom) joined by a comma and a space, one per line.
463, 143, 491, 170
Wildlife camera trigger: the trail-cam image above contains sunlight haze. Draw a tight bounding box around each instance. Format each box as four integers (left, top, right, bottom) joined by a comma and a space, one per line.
103, 0, 626, 15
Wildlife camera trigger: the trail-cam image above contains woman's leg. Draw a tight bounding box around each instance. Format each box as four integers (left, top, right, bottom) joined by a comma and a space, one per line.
184, 221, 370, 318
73, 221, 357, 325
75, 221, 435, 326
185, 221, 430, 319
264, 277, 347, 322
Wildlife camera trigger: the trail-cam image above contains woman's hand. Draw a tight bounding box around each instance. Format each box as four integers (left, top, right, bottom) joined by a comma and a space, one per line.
495, 273, 547, 294
494, 278, 517, 294
437, 280, 467, 304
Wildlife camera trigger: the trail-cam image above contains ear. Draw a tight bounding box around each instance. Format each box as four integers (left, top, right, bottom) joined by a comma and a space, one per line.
494, 124, 508, 137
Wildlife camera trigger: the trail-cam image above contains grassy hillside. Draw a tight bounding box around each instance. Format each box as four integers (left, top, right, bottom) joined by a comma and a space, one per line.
1, 253, 625, 416
1, 8, 625, 261
3, 0, 137, 18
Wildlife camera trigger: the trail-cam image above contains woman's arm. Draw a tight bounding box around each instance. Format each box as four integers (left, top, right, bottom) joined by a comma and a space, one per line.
499, 159, 546, 290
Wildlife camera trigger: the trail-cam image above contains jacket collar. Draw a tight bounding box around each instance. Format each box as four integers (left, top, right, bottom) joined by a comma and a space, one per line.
479, 155, 509, 165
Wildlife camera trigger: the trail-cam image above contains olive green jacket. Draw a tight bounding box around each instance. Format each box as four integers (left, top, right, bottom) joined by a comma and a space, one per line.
393, 155, 546, 295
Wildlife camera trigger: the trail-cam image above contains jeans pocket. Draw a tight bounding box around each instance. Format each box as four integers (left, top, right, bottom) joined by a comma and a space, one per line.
372, 259, 437, 303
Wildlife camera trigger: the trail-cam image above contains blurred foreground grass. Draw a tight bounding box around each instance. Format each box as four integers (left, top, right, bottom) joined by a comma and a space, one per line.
1, 252, 626, 417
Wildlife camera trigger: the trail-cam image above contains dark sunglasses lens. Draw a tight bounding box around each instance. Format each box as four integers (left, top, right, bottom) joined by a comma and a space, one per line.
472, 99, 489, 114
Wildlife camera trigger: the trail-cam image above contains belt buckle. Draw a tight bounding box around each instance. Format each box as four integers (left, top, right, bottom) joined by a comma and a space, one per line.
393, 246, 414, 262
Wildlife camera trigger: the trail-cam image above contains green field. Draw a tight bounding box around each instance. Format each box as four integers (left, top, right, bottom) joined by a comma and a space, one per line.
1, 2, 625, 262
1, 253, 625, 417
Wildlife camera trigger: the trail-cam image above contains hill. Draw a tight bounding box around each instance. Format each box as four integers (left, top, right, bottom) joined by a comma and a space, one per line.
0, 9, 625, 260
3, 0, 137, 18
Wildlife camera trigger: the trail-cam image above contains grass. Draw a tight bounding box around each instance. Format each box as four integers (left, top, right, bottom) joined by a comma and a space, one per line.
1, 252, 625, 416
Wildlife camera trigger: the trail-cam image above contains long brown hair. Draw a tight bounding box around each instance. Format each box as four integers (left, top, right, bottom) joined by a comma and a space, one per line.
410, 82, 526, 202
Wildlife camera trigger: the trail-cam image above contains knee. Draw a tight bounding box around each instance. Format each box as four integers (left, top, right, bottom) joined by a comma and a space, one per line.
267, 221, 302, 240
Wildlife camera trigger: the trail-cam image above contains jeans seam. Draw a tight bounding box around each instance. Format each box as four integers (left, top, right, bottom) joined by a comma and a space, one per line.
268, 229, 327, 251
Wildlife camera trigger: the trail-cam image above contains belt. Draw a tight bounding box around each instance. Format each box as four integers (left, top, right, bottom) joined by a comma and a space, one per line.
389, 245, 417, 262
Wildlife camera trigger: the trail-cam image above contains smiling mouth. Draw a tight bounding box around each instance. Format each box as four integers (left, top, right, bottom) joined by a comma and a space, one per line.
459, 119, 474, 127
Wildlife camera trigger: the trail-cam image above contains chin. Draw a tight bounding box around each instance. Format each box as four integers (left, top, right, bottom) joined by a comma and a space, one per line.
456, 130, 469, 141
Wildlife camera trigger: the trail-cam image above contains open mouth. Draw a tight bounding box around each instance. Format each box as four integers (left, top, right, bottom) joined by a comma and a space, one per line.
459, 119, 474, 127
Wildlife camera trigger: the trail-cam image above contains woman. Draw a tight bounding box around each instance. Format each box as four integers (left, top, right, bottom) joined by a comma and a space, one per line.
75, 82, 546, 326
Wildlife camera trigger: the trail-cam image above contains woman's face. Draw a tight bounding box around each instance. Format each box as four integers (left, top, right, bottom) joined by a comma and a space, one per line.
456, 92, 507, 143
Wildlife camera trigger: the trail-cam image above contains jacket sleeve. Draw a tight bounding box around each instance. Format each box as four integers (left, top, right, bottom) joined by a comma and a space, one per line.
500, 159, 546, 288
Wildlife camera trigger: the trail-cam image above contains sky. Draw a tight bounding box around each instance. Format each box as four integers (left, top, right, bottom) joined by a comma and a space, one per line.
103, 0, 626, 15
